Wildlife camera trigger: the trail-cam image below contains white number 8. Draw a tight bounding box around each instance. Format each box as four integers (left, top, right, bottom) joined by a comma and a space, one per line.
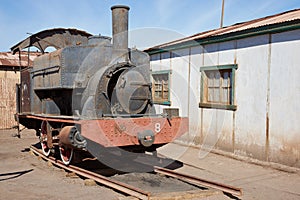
155, 123, 161, 133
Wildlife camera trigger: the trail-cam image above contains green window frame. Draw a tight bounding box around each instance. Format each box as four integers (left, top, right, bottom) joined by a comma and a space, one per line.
200, 64, 237, 111
151, 70, 171, 105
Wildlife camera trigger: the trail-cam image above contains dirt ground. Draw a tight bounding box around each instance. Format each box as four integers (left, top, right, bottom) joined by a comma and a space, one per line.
1, 128, 300, 200
158, 143, 300, 200
0, 129, 218, 200
0, 129, 123, 200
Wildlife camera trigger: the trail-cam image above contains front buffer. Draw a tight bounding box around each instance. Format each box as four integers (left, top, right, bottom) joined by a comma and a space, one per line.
80, 116, 188, 172
81, 116, 188, 149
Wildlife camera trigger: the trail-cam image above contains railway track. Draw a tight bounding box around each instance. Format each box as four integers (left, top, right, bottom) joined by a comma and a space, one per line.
30, 145, 242, 199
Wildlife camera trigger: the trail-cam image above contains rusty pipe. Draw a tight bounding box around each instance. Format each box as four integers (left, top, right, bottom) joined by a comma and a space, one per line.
111, 5, 130, 62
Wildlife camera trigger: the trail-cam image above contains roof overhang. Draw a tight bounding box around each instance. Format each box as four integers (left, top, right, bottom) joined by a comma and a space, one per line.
145, 14, 300, 55
11, 28, 92, 54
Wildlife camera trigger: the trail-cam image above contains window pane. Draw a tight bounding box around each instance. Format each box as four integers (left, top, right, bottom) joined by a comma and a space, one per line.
214, 71, 220, 88
208, 88, 213, 102
222, 88, 228, 103
163, 92, 168, 99
223, 72, 228, 87
208, 72, 214, 87
158, 91, 162, 98
155, 83, 161, 91
152, 72, 170, 103
214, 88, 220, 102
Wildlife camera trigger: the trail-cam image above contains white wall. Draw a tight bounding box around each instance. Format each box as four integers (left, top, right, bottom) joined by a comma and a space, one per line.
234, 35, 270, 160
170, 49, 190, 117
150, 29, 300, 167
189, 46, 202, 139
269, 29, 300, 166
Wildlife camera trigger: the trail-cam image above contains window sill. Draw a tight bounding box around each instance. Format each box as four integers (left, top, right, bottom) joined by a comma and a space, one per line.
153, 101, 171, 106
199, 103, 237, 111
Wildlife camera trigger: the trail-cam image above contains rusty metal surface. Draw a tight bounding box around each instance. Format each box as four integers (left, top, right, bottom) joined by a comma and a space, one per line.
58, 126, 74, 147
80, 117, 188, 147
18, 113, 188, 147
0, 51, 40, 67
17, 113, 80, 125
20, 68, 31, 112
31, 45, 110, 90
58, 126, 87, 149
11, 28, 92, 54
115, 67, 151, 114
111, 5, 130, 62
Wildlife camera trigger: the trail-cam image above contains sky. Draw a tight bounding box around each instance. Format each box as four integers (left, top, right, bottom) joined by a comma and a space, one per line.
0, 0, 299, 52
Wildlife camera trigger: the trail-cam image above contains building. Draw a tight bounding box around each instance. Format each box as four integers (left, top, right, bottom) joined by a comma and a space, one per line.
145, 9, 300, 168
0, 51, 39, 129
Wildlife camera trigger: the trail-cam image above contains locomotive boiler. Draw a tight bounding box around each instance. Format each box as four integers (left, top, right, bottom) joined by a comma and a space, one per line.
13, 5, 188, 168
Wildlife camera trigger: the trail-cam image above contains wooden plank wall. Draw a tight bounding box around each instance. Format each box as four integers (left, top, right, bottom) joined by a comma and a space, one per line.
0, 71, 19, 129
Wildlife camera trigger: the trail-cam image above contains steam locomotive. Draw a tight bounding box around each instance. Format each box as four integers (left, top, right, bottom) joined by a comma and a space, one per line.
13, 5, 188, 167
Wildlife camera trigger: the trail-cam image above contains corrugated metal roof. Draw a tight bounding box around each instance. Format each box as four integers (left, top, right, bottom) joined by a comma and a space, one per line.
0, 51, 41, 68
146, 8, 300, 50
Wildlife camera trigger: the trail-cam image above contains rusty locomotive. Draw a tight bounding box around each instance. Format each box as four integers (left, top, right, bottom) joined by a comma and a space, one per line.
12, 5, 188, 167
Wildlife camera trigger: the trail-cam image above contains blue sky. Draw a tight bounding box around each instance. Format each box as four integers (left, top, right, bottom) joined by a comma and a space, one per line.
1, 0, 299, 51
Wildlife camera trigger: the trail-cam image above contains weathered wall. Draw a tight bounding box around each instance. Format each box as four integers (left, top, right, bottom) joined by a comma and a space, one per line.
0, 70, 19, 129
268, 29, 300, 167
234, 35, 270, 161
150, 29, 300, 168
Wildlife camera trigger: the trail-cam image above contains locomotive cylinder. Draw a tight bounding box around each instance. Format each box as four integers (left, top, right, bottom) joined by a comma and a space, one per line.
111, 5, 130, 62
58, 126, 87, 149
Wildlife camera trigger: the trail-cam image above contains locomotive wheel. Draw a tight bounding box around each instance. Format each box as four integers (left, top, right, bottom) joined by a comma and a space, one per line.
40, 121, 50, 157
59, 146, 73, 165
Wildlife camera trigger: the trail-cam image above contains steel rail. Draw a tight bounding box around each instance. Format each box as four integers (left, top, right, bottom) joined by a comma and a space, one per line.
30, 145, 150, 200
30, 145, 242, 198
154, 166, 243, 197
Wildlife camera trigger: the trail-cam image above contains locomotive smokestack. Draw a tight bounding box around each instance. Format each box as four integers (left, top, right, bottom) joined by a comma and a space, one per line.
111, 5, 130, 62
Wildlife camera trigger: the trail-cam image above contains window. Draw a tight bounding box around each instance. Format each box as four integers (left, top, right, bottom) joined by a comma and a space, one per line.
200, 64, 237, 110
151, 70, 171, 105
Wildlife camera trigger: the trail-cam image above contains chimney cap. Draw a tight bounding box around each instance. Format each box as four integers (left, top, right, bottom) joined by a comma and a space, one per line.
111, 5, 130, 10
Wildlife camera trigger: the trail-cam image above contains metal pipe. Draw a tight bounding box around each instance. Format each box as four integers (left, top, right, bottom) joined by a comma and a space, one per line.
111, 5, 130, 62
220, 0, 225, 28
